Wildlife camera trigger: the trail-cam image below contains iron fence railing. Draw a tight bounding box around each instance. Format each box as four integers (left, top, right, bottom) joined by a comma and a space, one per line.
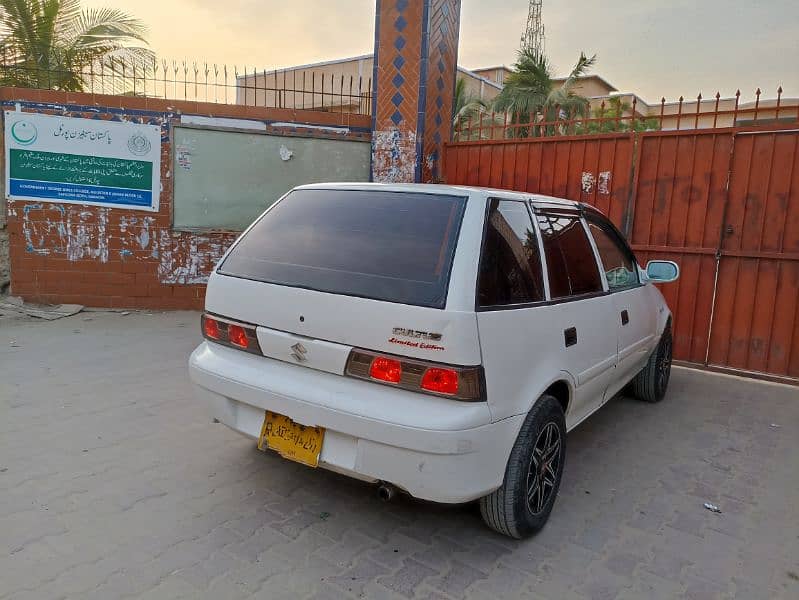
453, 87, 798, 141
0, 56, 373, 116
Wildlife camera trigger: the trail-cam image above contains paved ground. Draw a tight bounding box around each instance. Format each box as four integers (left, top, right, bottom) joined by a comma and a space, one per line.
1, 310, 798, 600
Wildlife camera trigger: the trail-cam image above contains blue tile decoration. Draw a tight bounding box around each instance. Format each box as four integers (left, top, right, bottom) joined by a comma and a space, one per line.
394, 15, 407, 31
391, 111, 403, 125
394, 36, 406, 51
392, 92, 404, 106
392, 73, 405, 88
393, 55, 405, 70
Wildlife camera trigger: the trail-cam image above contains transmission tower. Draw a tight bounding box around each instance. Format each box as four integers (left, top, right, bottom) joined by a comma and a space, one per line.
520, 0, 545, 56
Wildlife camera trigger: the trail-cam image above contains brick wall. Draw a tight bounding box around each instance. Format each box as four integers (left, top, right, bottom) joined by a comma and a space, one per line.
2, 88, 371, 309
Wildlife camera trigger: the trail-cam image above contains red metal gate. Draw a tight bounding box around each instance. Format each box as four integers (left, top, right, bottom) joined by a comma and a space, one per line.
706, 129, 799, 379
628, 129, 735, 367
443, 125, 799, 382
443, 134, 635, 227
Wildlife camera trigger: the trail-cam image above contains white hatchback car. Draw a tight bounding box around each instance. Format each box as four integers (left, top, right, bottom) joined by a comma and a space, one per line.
189, 183, 679, 538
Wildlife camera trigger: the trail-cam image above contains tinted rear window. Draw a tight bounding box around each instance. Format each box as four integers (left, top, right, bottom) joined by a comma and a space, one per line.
477, 199, 545, 307
536, 214, 603, 298
218, 189, 466, 309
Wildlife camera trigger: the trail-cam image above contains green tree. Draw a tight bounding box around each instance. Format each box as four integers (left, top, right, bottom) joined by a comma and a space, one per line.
452, 77, 494, 140
492, 48, 596, 138
0, 0, 151, 91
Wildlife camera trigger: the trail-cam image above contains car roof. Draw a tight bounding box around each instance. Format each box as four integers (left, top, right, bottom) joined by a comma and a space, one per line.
293, 182, 584, 211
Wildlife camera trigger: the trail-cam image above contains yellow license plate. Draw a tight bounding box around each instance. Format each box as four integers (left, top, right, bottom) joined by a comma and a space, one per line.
257, 411, 324, 468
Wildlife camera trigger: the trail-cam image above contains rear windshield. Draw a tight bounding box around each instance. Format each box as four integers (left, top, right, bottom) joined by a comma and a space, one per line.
218, 188, 466, 309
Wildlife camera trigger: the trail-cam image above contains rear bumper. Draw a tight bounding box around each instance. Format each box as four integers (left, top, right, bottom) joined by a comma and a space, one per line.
189, 342, 522, 503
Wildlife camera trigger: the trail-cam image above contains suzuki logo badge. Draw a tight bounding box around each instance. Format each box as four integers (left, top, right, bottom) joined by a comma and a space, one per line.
290, 342, 308, 363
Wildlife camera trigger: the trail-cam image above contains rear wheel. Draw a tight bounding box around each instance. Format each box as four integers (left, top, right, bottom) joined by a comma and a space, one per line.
480, 395, 566, 539
631, 325, 672, 403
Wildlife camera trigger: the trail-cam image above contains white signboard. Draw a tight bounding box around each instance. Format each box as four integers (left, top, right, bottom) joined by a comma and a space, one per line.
5, 111, 161, 212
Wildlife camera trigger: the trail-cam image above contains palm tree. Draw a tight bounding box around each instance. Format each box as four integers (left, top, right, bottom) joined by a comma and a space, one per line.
0, 0, 151, 91
493, 48, 596, 137
452, 77, 491, 140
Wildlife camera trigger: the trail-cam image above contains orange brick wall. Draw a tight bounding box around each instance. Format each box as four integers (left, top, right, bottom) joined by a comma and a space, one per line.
2, 88, 371, 309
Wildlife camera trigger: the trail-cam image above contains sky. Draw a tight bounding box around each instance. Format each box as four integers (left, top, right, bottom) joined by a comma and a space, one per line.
84, 0, 799, 103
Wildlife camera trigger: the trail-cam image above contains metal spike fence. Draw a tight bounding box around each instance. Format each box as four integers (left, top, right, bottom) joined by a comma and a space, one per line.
453, 87, 798, 141
0, 54, 373, 116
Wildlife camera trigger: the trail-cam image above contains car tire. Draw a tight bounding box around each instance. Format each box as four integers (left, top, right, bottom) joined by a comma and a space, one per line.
479, 394, 566, 539
631, 324, 673, 403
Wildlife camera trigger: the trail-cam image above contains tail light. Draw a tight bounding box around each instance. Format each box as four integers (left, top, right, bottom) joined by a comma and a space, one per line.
201, 314, 262, 355
369, 356, 402, 383
227, 324, 249, 349
346, 349, 483, 401
421, 368, 459, 395
203, 316, 221, 339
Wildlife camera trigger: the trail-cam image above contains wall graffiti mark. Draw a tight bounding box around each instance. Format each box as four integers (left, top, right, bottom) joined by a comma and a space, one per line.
581, 172, 596, 194
598, 171, 612, 195
372, 129, 416, 183
21, 203, 108, 262
23, 203, 65, 255
157, 230, 235, 284
66, 208, 108, 262
119, 215, 157, 259
581, 171, 613, 195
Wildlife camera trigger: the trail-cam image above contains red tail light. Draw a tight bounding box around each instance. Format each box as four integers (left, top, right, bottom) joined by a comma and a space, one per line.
346, 349, 483, 401
421, 368, 459, 395
203, 315, 221, 339
201, 313, 261, 355
227, 324, 249, 348
369, 356, 402, 383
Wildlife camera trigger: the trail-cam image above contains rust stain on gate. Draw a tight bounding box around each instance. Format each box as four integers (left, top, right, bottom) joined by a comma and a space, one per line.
443, 125, 799, 382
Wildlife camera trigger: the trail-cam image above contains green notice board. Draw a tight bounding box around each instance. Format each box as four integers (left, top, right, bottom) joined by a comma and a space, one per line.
172, 127, 371, 230
10, 149, 152, 190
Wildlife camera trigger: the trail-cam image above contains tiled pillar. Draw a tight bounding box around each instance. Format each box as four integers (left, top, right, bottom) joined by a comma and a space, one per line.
371, 0, 461, 183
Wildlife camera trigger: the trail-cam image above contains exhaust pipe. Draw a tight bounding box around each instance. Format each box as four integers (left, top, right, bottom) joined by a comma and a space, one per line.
377, 483, 397, 502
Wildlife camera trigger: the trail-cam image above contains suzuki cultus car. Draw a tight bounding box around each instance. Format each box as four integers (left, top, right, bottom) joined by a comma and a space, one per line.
189, 183, 679, 538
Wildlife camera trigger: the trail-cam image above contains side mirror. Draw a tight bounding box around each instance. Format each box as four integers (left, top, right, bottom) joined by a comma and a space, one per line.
646, 260, 680, 283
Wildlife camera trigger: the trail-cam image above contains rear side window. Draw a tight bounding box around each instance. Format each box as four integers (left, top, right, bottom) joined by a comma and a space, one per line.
477, 199, 545, 307
218, 189, 465, 309
536, 214, 603, 298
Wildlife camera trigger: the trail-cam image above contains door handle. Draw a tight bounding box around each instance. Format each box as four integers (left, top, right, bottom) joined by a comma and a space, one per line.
564, 327, 577, 347
621, 310, 629, 325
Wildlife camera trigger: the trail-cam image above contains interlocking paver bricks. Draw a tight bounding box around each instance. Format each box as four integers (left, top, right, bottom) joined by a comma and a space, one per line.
1, 311, 798, 599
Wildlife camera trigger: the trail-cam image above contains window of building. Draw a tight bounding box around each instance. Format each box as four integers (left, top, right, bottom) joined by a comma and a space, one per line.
536, 214, 603, 298
477, 199, 545, 307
